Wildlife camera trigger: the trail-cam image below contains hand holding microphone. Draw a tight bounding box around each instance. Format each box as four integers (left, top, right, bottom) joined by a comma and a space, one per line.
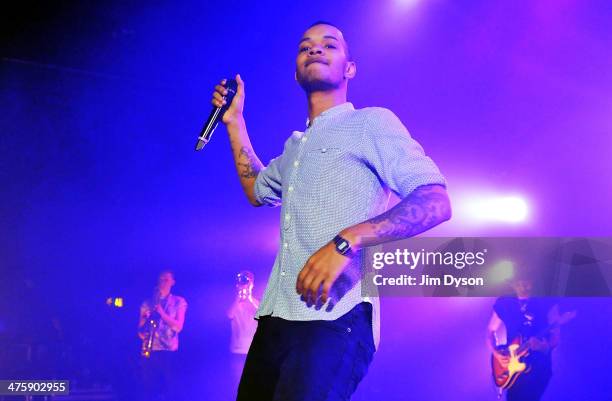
195, 74, 245, 151
214, 74, 245, 125
196, 73, 261, 205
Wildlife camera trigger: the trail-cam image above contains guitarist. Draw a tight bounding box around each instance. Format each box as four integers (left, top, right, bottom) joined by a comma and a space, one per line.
487, 275, 561, 401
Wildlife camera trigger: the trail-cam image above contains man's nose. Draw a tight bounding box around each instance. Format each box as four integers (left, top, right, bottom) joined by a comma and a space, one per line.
308, 47, 323, 56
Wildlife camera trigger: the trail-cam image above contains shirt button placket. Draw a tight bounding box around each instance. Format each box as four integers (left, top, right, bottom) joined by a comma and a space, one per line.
280, 130, 309, 281
280, 240, 288, 277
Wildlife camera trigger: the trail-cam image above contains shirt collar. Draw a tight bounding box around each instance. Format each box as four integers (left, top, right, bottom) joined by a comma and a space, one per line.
306, 102, 354, 128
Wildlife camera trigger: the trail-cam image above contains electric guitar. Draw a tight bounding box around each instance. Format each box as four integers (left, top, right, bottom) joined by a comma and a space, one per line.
491, 310, 576, 389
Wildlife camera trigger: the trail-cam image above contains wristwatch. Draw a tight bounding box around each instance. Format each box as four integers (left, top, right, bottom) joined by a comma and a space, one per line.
332, 234, 353, 257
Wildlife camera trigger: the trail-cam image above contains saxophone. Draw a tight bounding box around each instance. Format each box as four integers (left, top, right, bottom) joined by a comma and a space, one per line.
141, 289, 161, 358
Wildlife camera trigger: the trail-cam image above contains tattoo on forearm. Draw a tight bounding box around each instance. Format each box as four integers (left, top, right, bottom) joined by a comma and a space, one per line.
368, 184, 451, 239
236, 146, 260, 179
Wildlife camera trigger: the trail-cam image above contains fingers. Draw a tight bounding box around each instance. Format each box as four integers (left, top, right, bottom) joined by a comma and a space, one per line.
211, 75, 244, 110
212, 83, 228, 108
308, 275, 326, 305
321, 281, 332, 304
211, 91, 226, 108
297, 261, 329, 306
296, 241, 348, 307
215, 84, 228, 95
300, 268, 318, 302
297, 265, 313, 296
296, 263, 310, 294
235, 73, 245, 97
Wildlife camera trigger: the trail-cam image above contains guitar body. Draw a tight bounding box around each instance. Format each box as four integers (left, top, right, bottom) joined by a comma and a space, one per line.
492, 338, 530, 389
491, 310, 575, 390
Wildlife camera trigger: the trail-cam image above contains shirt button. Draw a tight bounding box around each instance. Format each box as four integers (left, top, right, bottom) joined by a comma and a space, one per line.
347, 327, 352, 333
288, 186, 294, 192
283, 242, 288, 248
281, 271, 287, 276
293, 160, 300, 167
285, 213, 291, 221
301, 136, 308, 142
321, 148, 327, 153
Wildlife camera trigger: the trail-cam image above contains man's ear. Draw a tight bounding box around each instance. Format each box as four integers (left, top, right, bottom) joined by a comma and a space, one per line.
344, 61, 357, 79
294, 71, 298, 81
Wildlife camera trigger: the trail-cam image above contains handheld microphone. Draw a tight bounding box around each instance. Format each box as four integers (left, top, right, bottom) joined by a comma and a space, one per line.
195, 78, 238, 151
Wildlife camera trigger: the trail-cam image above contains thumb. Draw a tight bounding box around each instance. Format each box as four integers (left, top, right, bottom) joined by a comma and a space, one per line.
235, 73, 245, 97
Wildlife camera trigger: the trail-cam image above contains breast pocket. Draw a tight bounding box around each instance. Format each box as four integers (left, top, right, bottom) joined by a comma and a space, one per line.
299, 147, 345, 188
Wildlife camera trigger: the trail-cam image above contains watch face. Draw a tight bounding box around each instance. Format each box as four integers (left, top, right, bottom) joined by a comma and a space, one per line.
333, 235, 352, 256
336, 239, 351, 255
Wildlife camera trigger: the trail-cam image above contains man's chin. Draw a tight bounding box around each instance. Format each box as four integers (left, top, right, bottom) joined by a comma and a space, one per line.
298, 77, 338, 93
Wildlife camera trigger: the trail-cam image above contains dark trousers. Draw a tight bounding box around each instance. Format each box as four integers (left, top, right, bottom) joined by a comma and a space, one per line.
237, 302, 375, 401
507, 358, 552, 401
139, 350, 178, 401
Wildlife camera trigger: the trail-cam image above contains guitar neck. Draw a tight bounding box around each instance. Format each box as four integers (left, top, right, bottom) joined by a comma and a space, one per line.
516, 321, 560, 353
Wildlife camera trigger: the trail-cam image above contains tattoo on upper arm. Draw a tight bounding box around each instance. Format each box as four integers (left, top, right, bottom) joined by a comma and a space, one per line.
237, 146, 260, 178
368, 184, 451, 239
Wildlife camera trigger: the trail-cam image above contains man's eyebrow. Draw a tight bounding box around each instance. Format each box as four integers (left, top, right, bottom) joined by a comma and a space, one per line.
298, 35, 340, 45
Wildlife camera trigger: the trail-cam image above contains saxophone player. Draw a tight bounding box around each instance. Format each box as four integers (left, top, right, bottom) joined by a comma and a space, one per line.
137, 269, 188, 401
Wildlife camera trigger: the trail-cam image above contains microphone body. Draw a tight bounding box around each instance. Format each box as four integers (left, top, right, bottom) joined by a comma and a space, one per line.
195, 78, 238, 151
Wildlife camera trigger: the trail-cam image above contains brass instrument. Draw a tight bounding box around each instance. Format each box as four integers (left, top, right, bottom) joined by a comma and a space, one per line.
141, 317, 158, 358
140, 288, 161, 358
236, 270, 254, 301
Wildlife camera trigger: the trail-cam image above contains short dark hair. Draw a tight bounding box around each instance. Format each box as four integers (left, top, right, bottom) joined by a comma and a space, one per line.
307, 20, 351, 60
308, 20, 342, 30
159, 269, 175, 279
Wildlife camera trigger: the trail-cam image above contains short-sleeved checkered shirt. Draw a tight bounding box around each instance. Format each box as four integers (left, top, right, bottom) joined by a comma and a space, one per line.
140, 294, 187, 351
253, 102, 446, 349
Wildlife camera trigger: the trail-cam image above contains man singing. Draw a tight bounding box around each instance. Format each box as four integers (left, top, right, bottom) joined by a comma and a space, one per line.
211, 21, 451, 400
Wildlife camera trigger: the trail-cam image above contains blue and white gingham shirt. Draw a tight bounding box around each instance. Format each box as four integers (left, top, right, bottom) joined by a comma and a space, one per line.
253, 102, 446, 348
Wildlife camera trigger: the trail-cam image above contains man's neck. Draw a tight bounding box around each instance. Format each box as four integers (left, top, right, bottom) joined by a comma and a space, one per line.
307, 89, 347, 125
159, 289, 170, 298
